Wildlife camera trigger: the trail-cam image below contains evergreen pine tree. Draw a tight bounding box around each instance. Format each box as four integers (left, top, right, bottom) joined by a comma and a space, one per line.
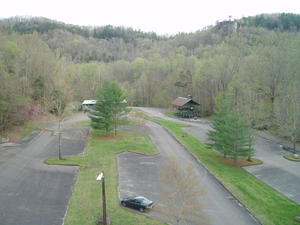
226, 111, 255, 165
208, 103, 255, 166
208, 103, 232, 158
109, 82, 127, 135
89, 81, 126, 135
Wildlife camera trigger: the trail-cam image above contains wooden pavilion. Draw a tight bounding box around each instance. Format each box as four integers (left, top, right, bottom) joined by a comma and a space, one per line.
171, 97, 200, 118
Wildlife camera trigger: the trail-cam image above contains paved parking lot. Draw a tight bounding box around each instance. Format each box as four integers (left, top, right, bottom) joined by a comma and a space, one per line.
117, 119, 260, 225
244, 136, 300, 204
0, 115, 89, 225
117, 152, 169, 222
118, 152, 162, 201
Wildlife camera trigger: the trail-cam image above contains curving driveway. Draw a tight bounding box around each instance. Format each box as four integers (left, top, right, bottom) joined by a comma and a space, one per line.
117, 117, 260, 225
136, 107, 300, 205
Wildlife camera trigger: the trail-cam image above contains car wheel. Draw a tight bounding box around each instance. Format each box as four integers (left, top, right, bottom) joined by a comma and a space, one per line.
121, 202, 126, 207
139, 207, 144, 212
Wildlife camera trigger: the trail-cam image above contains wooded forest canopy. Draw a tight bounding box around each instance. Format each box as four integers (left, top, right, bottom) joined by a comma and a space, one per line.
0, 13, 300, 144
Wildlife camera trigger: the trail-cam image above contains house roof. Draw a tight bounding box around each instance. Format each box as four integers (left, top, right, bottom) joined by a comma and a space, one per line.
171, 97, 200, 106
82, 100, 97, 105
82, 99, 127, 105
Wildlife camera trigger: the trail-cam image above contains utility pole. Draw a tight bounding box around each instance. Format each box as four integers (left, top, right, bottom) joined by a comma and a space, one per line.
102, 175, 107, 225
97, 172, 107, 225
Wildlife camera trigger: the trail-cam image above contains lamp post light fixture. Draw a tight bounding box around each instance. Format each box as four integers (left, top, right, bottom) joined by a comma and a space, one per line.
96, 172, 107, 225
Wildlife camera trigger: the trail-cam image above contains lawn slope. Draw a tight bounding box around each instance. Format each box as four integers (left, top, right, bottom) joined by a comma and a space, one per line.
46, 128, 165, 225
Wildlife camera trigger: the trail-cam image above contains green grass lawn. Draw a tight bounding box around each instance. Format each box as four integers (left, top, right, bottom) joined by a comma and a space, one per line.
150, 118, 300, 225
45, 129, 165, 225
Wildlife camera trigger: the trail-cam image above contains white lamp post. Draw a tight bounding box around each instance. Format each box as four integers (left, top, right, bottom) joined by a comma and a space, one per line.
96, 172, 107, 225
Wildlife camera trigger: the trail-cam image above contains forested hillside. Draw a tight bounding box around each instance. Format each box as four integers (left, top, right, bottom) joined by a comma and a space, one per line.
0, 14, 300, 144
240, 13, 300, 31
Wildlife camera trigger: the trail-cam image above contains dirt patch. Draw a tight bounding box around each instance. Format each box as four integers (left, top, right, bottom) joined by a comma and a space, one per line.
1, 113, 55, 143
35, 113, 57, 123
219, 157, 263, 167
6, 125, 23, 142
94, 133, 128, 142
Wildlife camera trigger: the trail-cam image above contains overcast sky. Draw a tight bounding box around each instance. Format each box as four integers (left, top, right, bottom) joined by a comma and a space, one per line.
2, 0, 300, 35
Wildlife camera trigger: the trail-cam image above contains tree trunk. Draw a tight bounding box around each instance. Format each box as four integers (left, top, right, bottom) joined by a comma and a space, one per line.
114, 115, 117, 136
58, 119, 64, 160
293, 141, 296, 155
247, 155, 252, 162
270, 96, 275, 124
234, 87, 238, 107
233, 156, 237, 166
114, 122, 117, 136
233, 146, 237, 166
247, 136, 252, 161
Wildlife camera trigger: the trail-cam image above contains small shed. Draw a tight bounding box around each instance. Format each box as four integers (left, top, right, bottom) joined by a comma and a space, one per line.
82, 100, 97, 111
171, 97, 200, 118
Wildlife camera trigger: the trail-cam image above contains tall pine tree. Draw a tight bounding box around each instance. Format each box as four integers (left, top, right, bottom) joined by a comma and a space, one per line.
207, 103, 232, 158
208, 103, 255, 166
89, 81, 126, 135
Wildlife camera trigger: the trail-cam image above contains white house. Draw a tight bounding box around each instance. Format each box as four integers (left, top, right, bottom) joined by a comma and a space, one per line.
82, 100, 96, 111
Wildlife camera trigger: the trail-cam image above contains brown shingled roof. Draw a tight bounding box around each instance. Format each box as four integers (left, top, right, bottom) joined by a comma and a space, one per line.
171, 97, 200, 106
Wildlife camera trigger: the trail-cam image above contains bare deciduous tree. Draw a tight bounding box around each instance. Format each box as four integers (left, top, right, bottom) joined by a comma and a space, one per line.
50, 68, 73, 160
159, 158, 209, 225
50, 90, 66, 160
277, 78, 300, 154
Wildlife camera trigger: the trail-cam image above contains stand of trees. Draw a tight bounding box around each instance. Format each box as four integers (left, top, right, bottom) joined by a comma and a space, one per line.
240, 13, 300, 32
0, 32, 72, 133
0, 14, 300, 144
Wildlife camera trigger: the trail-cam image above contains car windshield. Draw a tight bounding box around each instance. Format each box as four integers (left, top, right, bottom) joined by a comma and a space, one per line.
135, 197, 151, 204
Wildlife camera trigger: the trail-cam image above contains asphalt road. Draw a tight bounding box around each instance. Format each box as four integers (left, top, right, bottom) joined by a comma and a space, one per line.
244, 135, 300, 204
0, 114, 89, 225
117, 119, 260, 225
136, 107, 300, 205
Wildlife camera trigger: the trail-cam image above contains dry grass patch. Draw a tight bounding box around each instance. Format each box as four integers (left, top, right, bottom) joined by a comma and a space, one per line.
95, 133, 129, 142
220, 157, 263, 167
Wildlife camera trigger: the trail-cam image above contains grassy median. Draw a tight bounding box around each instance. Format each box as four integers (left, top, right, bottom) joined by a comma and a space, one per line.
150, 118, 300, 225
45, 128, 165, 225
284, 154, 300, 162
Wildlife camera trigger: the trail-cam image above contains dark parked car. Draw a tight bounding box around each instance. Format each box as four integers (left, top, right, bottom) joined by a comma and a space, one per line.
121, 196, 154, 212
